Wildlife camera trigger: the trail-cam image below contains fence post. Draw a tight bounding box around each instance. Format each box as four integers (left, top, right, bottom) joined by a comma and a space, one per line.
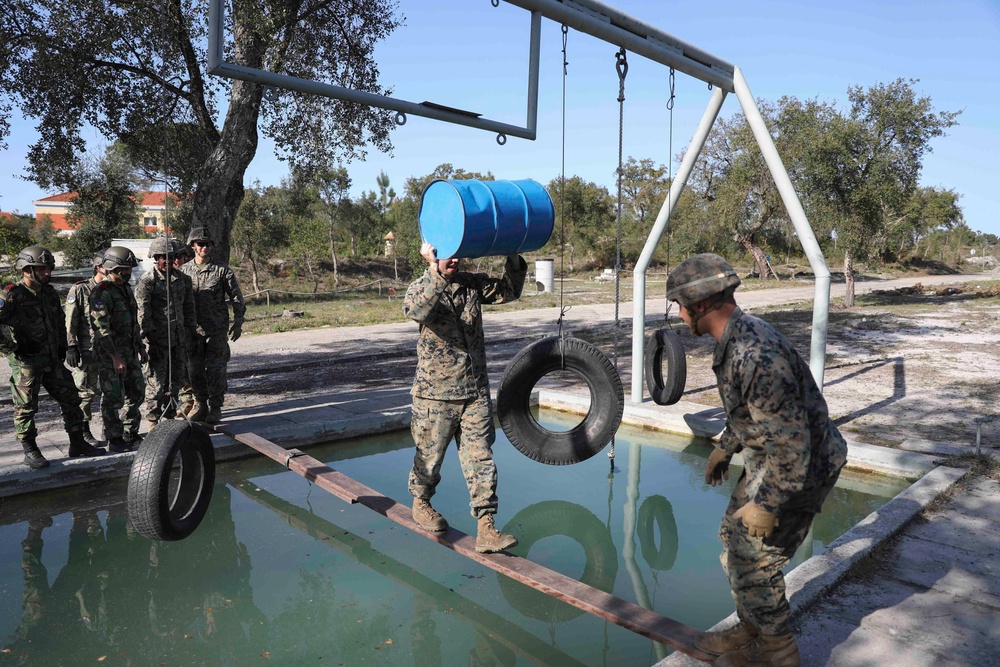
266, 290, 270, 309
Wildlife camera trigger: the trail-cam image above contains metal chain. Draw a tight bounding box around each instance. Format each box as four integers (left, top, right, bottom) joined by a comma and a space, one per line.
610, 48, 628, 465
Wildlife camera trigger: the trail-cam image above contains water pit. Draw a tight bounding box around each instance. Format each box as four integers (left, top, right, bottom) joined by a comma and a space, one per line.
0, 411, 909, 665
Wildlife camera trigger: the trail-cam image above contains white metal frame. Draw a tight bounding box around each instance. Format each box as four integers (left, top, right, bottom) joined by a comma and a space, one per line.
206, 0, 832, 397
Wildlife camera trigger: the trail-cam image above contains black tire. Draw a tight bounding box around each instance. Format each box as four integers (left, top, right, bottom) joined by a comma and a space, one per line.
497, 336, 624, 465
637, 494, 679, 571
127, 420, 216, 541
644, 328, 687, 405
498, 501, 619, 622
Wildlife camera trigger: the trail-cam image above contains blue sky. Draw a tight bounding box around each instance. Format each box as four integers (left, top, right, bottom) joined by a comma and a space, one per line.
2, 0, 998, 237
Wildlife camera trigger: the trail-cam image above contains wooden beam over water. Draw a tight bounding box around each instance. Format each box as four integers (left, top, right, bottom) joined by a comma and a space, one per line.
220, 425, 714, 662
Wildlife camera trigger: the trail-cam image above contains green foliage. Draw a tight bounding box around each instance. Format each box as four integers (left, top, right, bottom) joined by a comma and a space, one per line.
232, 182, 291, 293
0, 215, 33, 282
544, 176, 615, 270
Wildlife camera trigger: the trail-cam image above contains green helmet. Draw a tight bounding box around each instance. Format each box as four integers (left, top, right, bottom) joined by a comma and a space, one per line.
186, 227, 213, 246
148, 237, 174, 257
102, 246, 139, 271
15, 246, 56, 271
666, 253, 741, 307
93, 249, 108, 268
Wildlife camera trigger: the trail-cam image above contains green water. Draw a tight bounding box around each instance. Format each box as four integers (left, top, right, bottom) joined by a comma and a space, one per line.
0, 412, 910, 666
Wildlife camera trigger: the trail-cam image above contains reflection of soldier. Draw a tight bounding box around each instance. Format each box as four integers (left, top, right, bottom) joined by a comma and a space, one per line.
667, 254, 847, 667
179, 227, 246, 424
135, 237, 198, 428
403, 242, 525, 553
0, 246, 105, 468
65, 250, 108, 448
90, 247, 148, 452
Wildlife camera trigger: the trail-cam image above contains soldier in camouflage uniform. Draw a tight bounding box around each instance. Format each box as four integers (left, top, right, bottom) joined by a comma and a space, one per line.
402, 242, 526, 554
666, 254, 847, 667
64, 250, 108, 447
90, 247, 147, 453
0, 246, 105, 469
179, 227, 246, 424
135, 237, 199, 429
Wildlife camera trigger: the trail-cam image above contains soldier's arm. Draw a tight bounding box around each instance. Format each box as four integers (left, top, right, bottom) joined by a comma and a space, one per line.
478, 254, 527, 305
134, 277, 154, 341
742, 349, 811, 513
0, 288, 17, 351
224, 268, 247, 325
182, 280, 197, 334
89, 285, 120, 356
402, 267, 449, 323
65, 285, 82, 346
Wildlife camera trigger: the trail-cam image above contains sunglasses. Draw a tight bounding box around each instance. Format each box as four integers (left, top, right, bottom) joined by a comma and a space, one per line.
193, 241, 212, 247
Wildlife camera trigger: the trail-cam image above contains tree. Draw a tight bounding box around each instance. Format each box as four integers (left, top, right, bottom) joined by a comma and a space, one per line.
232, 182, 290, 294
1, 0, 401, 263
545, 176, 615, 270
308, 167, 352, 287
0, 214, 34, 281
64, 144, 145, 267
800, 79, 960, 305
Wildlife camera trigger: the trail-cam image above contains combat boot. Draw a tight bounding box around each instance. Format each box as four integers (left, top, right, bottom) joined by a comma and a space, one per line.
178, 402, 193, 418
68, 430, 106, 458
475, 514, 518, 553
412, 498, 448, 532
696, 620, 759, 656
125, 431, 144, 448
21, 439, 49, 470
82, 425, 105, 448
206, 406, 222, 424
188, 400, 207, 422
715, 632, 800, 667
108, 438, 133, 454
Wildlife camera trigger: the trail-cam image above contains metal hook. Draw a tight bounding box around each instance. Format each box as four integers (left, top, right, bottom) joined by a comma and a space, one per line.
263, 87, 278, 102
491, 0, 499, 6
496, 132, 507, 146
615, 48, 628, 81
395, 111, 407, 126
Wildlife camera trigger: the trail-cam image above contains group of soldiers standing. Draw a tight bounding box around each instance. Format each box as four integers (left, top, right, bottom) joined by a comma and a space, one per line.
1, 227, 246, 470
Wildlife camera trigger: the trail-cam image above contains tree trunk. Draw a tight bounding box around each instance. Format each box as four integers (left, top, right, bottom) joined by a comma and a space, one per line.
844, 249, 856, 308
329, 228, 339, 287
737, 235, 773, 278
249, 256, 261, 294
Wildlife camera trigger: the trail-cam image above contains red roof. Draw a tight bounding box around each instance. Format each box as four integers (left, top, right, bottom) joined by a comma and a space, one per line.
34, 190, 180, 208
34, 192, 78, 204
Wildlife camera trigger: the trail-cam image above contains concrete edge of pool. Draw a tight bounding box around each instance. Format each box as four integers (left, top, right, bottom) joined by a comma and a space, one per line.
0, 385, 988, 666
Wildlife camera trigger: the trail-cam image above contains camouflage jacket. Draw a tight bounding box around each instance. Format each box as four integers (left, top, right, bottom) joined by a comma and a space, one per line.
713, 307, 847, 515
89, 278, 143, 358
403, 256, 527, 400
0, 281, 66, 367
135, 266, 197, 347
181, 260, 246, 335
66, 276, 100, 352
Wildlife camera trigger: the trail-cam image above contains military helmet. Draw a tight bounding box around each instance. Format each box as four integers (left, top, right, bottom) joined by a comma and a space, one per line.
148, 237, 174, 257
93, 249, 107, 268
186, 227, 213, 246
102, 246, 139, 271
15, 246, 56, 271
666, 253, 741, 307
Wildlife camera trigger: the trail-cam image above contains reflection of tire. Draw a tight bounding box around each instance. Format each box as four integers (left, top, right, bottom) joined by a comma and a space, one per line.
497, 336, 624, 465
498, 501, 619, 622
644, 328, 687, 405
638, 495, 678, 571
127, 420, 216, 541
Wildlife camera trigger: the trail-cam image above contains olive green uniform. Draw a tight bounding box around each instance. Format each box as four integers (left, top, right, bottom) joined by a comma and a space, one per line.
402, 256, 526, 518
89, 278, 144, 441
180, 261, 245, 411
0, 281, 85, 441
65, 277, 101, 424
135, 266, 197, 421
712, 307, 847, 637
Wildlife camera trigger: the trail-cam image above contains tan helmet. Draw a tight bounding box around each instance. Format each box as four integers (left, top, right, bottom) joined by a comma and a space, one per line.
15, 246, 56, 271
93, 249, 108, 268
186, 227, 213, 246
148, 236, 174, 257
102, 246, 140, 271
666, 253, 741, 307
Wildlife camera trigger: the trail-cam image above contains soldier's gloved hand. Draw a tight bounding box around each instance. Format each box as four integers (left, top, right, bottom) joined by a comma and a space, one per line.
229, 322, 242, 342
65, 345, 81, 369
704, 447, 732, 486
733, 501, 778, 538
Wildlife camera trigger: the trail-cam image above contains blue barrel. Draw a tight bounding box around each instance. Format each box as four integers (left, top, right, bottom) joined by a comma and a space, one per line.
419, 179, 554, 258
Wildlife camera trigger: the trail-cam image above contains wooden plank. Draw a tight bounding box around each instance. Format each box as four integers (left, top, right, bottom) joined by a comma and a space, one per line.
214, 424, 714, 662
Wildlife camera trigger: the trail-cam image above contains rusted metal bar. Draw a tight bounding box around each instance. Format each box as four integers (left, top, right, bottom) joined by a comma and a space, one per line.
220, 425, 713, 662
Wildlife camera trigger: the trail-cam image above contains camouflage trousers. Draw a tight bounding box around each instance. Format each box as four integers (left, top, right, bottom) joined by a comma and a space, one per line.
8, 356, 85, 441
181, 333, 229, 408
409, 394, 499, 519
144, 343, 186, 422
70, 352, 100, 424
97, 354, 144, 440
719, 470, 841, 636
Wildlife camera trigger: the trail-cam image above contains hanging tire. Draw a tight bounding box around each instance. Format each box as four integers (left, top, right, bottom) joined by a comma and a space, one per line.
637, 494, 679, 571
497, 336, 624, 466
498, 500, 619, 622
127, 420, 216, 541
644, 328, 687, 405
